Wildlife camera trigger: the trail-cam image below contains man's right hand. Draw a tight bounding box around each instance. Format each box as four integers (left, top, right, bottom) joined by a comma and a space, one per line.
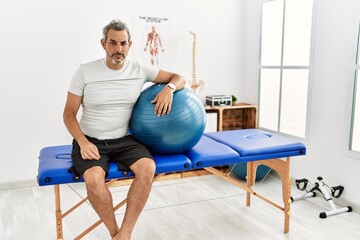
79, 141, 100, 160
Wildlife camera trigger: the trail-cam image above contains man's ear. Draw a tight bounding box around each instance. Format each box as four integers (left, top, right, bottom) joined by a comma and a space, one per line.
101, 39, 106, 50
129, 40, 133, 48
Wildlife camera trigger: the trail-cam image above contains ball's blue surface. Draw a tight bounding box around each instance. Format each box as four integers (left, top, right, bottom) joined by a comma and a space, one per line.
130, 84, 206, 154
231, 163, 271, 181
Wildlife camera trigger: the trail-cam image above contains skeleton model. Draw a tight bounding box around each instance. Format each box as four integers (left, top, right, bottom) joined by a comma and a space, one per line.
189, 31, 204, 96
291, 176, 352, 218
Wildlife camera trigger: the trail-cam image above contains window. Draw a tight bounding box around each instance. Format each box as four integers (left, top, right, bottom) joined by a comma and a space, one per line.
259, 0, 313, 138
350, 23, 360, 152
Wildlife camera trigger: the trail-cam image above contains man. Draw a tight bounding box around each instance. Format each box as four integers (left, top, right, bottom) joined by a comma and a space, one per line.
63, 19, 186, 240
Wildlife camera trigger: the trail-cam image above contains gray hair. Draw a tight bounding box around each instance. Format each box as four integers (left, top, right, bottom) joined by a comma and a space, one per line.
103, 19, 131, 42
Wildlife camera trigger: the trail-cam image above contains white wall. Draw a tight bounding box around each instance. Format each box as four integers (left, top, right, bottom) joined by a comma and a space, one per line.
302, 0, 360, 207
244, 0, 360, 208
0, 0, 245, 186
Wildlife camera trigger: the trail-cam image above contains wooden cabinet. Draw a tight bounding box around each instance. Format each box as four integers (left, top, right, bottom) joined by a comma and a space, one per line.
204, 103, 257, 131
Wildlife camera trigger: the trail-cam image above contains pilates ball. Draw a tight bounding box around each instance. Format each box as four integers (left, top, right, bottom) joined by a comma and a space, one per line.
130, 84, 206, 154
231, 163, 271, 181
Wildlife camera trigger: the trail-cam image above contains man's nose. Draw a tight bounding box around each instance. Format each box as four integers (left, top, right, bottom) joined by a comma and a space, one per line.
116, 44, 122, 52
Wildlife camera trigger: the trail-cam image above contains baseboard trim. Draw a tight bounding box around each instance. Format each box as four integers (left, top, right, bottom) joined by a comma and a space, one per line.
0, 179, 38, 190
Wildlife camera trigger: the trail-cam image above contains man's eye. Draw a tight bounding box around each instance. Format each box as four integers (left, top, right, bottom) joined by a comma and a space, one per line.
110, 42, 116, 45
121, 42, 127, 46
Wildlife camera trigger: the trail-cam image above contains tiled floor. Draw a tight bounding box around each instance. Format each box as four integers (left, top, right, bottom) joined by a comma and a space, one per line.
1, 174, 359, 240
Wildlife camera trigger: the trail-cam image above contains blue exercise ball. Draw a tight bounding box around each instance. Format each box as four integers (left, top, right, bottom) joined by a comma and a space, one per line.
130, 84, 206, 154
231, 163, 271, 181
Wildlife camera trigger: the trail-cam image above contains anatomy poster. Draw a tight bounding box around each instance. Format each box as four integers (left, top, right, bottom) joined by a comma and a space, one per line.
131, 15, 171, 69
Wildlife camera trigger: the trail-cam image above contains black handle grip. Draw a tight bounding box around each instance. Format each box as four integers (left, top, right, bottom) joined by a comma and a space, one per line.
295, 178, 308, 191
331, 185, 344, 198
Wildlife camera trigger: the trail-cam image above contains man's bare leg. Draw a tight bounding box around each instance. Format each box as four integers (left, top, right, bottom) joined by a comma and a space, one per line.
83, 166, 119, 238
113, 157, 155, 240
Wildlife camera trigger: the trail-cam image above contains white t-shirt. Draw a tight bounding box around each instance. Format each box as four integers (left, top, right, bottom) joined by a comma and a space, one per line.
69, 58, 159, 140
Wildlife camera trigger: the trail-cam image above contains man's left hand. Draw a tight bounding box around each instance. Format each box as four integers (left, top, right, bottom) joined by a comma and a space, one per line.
151, 87, 174, 116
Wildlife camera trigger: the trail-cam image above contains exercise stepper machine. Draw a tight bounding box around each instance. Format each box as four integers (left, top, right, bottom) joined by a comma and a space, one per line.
291, 176, 352, 218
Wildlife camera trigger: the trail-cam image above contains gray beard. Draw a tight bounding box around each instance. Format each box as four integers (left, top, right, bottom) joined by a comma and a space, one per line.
110, 57, 124, 65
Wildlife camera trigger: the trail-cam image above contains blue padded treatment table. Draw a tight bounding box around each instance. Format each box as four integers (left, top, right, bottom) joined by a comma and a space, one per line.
38, 146, 192, 186
37, 129, 306, 239
205, 129, 306, 161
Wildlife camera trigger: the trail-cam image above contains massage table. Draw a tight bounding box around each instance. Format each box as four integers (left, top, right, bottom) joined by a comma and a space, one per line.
37, 129, 306, 239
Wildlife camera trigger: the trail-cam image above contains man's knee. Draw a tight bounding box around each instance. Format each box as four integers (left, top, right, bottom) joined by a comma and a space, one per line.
131, 158, 155, 180
83, 166, 106, 190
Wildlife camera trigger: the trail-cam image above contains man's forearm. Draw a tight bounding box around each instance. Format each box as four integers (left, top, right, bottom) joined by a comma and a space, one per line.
169, 74, 186, 91
63, 114, 88, 145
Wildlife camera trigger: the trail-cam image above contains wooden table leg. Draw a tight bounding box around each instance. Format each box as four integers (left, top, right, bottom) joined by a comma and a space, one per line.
54, 185, 63, 240
282, 157, 291, 233
246, 162, 255, 206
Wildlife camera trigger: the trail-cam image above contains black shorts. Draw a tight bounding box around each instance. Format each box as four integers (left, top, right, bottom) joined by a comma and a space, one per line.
71, 135, 153, 176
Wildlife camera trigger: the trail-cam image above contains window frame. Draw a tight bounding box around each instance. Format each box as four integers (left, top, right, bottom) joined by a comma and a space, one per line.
349, 22, 360, 155
258, 0, 314, 139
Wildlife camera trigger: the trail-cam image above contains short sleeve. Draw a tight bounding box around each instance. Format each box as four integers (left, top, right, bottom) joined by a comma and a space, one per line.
68, 66, 85, 96
141, 64, 160, 82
